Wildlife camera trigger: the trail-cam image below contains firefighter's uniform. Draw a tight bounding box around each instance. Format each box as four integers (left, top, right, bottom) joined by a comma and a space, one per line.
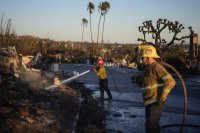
139, 62, 176, 106
93, 59, 112, 100
133, 45, 176, 133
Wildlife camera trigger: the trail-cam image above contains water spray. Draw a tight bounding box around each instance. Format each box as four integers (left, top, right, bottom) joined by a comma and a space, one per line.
45, 70, 91, 90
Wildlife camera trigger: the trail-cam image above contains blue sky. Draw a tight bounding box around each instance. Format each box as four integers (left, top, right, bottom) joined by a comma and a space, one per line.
1, 0, 200, 44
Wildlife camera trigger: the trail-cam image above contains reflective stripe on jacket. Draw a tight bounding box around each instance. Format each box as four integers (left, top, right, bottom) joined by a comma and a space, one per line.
140, 62, 176, 106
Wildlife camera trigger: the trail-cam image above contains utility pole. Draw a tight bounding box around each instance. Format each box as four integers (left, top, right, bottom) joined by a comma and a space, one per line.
189, 31, 198, 62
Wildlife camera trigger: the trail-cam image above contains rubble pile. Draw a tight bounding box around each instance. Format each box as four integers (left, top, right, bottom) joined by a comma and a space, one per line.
0, 76, 80, 133
0, 46, 19, 74
75, 85, 107, 133
0, 47, 80, 132
0, 46, 107, 133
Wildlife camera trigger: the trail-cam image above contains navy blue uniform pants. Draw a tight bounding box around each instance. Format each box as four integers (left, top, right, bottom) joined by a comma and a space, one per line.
99, 78, 112, 99
145, 102, 165, 133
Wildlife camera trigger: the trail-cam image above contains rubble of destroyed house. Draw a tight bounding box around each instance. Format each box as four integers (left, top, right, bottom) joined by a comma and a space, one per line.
0, 46, 106, 133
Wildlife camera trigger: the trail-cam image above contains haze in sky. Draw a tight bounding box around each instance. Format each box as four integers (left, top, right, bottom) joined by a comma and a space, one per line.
1, 0, 200, 44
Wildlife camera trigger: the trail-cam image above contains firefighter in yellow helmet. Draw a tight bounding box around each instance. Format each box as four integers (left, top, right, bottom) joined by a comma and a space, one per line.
132, 45, 176, 133
92, 58, 112, 101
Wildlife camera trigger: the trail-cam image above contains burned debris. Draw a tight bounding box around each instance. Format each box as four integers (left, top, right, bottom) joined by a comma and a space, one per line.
0, 47, 80, 132
0, 46, 107, 133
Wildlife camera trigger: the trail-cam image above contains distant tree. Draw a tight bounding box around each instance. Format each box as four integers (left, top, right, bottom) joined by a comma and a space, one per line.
119, 45, 135, 66
87, 2, 95, 54
97, 2, 103, 46
100, 1, 110, 47
138, 18, 192, 54
81, 18, 88, 50
0, 13, 16, 47
96, 1, 110, 56
87, 2, 95, 44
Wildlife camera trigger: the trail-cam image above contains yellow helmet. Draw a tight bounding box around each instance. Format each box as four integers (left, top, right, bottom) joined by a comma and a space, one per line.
141, 45, 160, 58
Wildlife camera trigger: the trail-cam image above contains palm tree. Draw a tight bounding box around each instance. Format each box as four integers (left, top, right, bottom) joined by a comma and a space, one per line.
87, 2, 95, 44
97, 2, 103, 46
81, 18, 88, 50
101, 1, 110, 46
97, 2, 110, 46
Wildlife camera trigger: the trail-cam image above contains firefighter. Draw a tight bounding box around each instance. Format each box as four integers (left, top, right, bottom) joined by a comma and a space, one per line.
132, 45, 176, 133
92, 58, 112, 101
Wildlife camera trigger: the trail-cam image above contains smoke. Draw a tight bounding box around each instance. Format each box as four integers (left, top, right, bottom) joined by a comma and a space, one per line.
22, 70, 51, 92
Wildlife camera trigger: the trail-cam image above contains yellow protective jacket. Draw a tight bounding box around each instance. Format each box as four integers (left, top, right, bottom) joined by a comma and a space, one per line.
138, 62, 176, 106
94, 65, 107, 80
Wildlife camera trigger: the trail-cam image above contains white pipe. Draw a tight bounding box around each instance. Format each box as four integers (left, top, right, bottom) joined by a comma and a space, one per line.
45, 70, 91, 90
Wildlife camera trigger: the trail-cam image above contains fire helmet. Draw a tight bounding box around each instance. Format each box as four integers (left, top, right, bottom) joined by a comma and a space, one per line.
97, 59, 104, 65
141, 45, 160, 58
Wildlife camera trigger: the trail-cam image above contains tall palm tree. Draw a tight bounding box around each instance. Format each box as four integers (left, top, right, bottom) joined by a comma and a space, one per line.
87, 2, 95, 44
97, 2, 103, 46
101, 1, 110, 46
87, 2, 95, 54
81, 18, 88, 50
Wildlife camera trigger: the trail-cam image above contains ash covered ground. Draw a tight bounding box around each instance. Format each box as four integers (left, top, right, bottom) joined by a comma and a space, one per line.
0, 63, 200, 133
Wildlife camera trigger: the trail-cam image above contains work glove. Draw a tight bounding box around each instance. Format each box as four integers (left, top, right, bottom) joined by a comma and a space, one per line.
131, 72, 144, 87
90, 67, 96, 71
131, 75, 137, 82
131, 72, 141, 82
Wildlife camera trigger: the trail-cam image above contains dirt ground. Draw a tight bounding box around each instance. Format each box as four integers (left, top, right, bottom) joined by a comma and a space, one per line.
0, 75, 106, 133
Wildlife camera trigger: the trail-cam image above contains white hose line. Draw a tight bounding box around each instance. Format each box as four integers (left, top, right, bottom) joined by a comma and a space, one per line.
45, 70, 91, 90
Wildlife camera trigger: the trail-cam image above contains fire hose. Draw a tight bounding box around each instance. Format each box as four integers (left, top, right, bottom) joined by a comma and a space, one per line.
159, 62, 187, 133
107, 62, 200, 133
158, 62, 200, 132
45, 70, 91, 90
44, 64, 200, 132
